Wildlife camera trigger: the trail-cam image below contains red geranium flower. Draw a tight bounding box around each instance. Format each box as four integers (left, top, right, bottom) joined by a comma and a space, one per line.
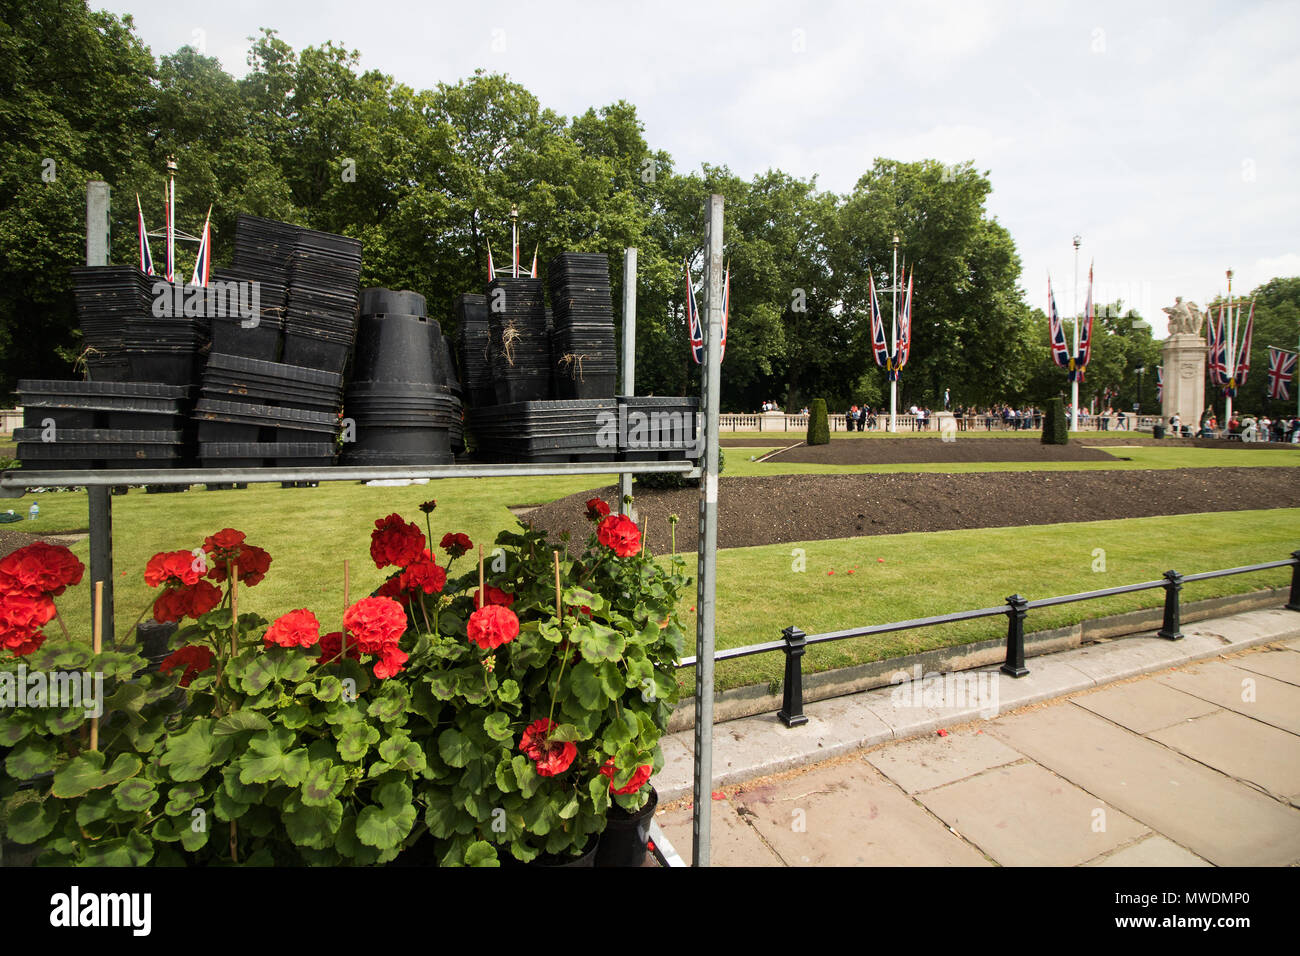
400, 553, 447, 595
207, 544, 272, 587
202, 528, 246, 557
317, 631, 361, 666
467, 604, 519, 650
439, 532, 473, 560
144, 550, 204, 588
369, 514, 426, 570
472, 584, 514, 608
152, 580, 222, 624
585, 498, 611, 521
343, 595, 407, 655
418, 500, 437, 515
600, 759, 653, 795
0, 590, 56, 655
376, 575, 409, 607
160, 644, 215, 687
597, 513, 642, 558
263, 609, 321, 649
373, 642, 410, 680
0, 542, 85, 597
519, 718, 577, 777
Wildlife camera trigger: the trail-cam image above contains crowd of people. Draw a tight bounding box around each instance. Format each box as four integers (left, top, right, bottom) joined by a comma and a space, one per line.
1185, 410, 1300, 443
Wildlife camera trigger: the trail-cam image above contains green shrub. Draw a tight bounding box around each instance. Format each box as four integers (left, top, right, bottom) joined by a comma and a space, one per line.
1042, 397, 1068, 445
807, 398, 830, 445
636, 448, 724, 490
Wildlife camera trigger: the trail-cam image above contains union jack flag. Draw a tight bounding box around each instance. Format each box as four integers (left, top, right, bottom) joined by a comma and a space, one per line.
1267, 347, 1296, 401
136, 194, 154, 276
892, 267, 913, 379
1206, 305, 1226, 386
189, 207, 212, 287
1234, 300, 1255, 386
1076, 261, 1095, 376
1156, 366, 1163, 403
720, 262, 729, 363
1048, 277, 1071, 371
870, 273, 890, 371
686, 261, 703, 365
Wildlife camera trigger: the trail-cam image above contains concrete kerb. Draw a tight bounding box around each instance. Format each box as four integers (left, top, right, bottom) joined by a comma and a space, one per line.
666, 586, 1290, 733
655, 601, 1300, 804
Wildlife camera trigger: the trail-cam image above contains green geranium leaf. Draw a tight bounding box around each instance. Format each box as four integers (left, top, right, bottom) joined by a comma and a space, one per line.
511, 755, 540, 799
51, 752, 140, 798
314, 675, 343, 703
558, 793, 581, 820
548, 722, 582, 742
213, 711, 273, 735
5, 736, 57, 779
569, 661, 604, 710
43, 706, 87, 734
83, 831, 154, 867
282, 794, 343, 849
438, 728, 474, 768
228, 654, 278, 695
497, 679, 520, 704
464, 840, 500, 867
356, 781, 416, 850
95, 650, 146, 680
368, 682, 410, 724
180, 818, 210, 852
164, 781, 204, 815
278, 703, 314, 730
588, 774, 611, 814
598, 661, 624, 700
7, 799, 60, 843
161, 719, 232, 782
111, 777, 158, 814
0, 713, 33, 746
337, 722, 380, 762
494, 757, 518, 793
75, 788, 119, 827
300, 760, 347, 807
238, 726, 310, 786
578, 624, 624, 662
483, 712, 513, 742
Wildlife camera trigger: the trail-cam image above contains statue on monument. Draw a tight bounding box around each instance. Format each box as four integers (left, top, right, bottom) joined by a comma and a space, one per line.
1162, 297, 1204, 336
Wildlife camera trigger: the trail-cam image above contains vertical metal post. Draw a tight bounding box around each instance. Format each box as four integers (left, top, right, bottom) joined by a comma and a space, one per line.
1001, 594, 1029, 677
692, 195, 723, 868
1287, 550, 1300, 612
618, 248, 637, 515
777, 626, 808, 727
87, 485, 114, 643
86, 181, 110, 267
1158, 570, 1183, 639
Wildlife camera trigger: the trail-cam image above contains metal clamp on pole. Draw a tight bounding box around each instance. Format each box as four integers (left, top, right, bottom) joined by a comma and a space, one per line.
1286, 550, 1300, 612
777, 626, 809, 727
1158, 569, 1183, 640
1001, 595, 1029, 677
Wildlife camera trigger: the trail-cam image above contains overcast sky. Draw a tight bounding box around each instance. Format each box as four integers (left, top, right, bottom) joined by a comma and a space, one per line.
99, 0, 1299, 336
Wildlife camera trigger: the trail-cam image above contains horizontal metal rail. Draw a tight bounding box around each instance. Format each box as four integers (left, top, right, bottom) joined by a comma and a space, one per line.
0, 459, 700, 493
674, 551, 1300, 726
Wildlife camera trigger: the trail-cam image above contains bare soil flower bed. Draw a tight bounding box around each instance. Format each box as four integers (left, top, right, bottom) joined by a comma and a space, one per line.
525, 467, 1300, 553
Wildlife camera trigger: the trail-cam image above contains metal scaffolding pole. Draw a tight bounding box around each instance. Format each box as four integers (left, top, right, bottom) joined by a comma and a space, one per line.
692, 194, 723, 866
618, 248, 637, 514
86, 181, 115, 640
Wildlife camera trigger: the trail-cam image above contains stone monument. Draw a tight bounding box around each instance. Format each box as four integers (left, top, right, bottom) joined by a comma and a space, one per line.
1160, 297, 1207, 428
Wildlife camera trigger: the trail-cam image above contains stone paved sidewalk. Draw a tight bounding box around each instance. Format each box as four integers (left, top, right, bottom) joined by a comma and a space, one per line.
655, 622, 1300, 866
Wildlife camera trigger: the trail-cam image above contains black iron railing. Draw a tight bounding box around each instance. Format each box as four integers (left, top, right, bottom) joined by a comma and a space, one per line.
678, 549, 1300, 727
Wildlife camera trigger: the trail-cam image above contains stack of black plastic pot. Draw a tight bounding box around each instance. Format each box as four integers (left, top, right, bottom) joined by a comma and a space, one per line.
548, 253, 616, 399
194, 354, 342, 467
68, 266, 156, 382
14, 381, 190, 469
282, 229, 363, 374
121, 289, 209, 387
341, 289, 462, 467
210, 215, 296, 361
487, 277, 551, 404
455, 293, 493, 409
468, 399, 618, 463
617, 396, 702, 461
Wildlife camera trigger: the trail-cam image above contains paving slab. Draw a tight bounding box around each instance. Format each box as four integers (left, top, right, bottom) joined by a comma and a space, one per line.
917, 761, 1149, 866
864, 729, 1023, 794
1085, 835, 1212, 867
1065, 637, 1195, 684
1146, 708, 1300, 805
734, 760, 992, 867
1186, 608, 1300, 650
654, 799, 783, 867
989, 702, 1300, 866
1156, 660, 1300, 734
987, 657, 1098, 714
1070, 680, 1220, 735
1230, 648, 1300, 688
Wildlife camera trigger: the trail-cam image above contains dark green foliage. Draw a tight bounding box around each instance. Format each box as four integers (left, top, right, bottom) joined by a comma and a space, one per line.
635, 448, 723, 491
1042, 398, 1068, 444
807, 399, 830, 445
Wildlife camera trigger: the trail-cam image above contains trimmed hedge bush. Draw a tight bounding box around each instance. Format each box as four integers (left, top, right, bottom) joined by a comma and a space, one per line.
1042, 397, 1068, 444
807, 398, 830, 445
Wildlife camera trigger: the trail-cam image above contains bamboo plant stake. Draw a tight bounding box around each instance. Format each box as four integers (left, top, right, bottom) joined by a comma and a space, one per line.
553, 551, 562, 623
228, 559, 239, 655
342, 559, 350, 659
478, 545, 485, 609
90, 582, 103, 751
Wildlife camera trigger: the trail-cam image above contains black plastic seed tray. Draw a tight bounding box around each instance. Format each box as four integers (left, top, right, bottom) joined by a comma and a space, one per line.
14, 428, 182, 445
17, 442, 181, 467
205, 353, 342, 390
199, 442, 336, 468
193, 398, 337, 432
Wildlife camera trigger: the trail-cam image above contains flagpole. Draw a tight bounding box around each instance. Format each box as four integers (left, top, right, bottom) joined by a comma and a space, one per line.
1224, 269, 1235, 426
890, 233, 899, 433
510, 204, 519, 279
1070, 235, 1081, 432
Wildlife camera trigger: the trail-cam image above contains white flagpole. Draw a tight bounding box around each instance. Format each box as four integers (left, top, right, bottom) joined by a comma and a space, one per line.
509, 204, 519, 278
1070, 235, 1081, 432
1224, 270, 1235, 426
890, 233, 899, 433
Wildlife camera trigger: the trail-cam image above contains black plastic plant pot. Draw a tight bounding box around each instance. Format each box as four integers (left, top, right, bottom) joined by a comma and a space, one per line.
127, 351, 200, 388
276, 426, 336, 444
107, 412, 188, 431
197, 420, 264, 444
211, 316, 282, 363
350, 313, 445, 387
360, 288, 427, 317
516, 834, 600, 868
494, 372, 552, 405
342, 424, 450, 457
594, 787, 658, 867
23, 407, 96, 429
281, 331, 352, 375
556, 372, 616, 400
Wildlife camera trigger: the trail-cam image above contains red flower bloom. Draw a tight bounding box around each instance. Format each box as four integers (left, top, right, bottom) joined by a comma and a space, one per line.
585, 498, 611, 521
0, 590, 56, 655
597, 514, 642, 558
439, 532, 473, 560
317, 631, 361, 666
600, 759, 653, 795
159, 644, 215, 687
144, 550, 203, 588
472, 584, 514, 608
152, 580, 222, 623
376, 575, 409, 607
418, 500, 437, 515
207, 543, 272, 587
370, 514, 426, 570
467, 604, 519, 650
373, 642, 410, 680
0, 542, 85, 597
263, 609, 321, 649
519, 718, 577, 777
400, 554, 447, 595
343, 596, 407, 654
202, 528, 246, 557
